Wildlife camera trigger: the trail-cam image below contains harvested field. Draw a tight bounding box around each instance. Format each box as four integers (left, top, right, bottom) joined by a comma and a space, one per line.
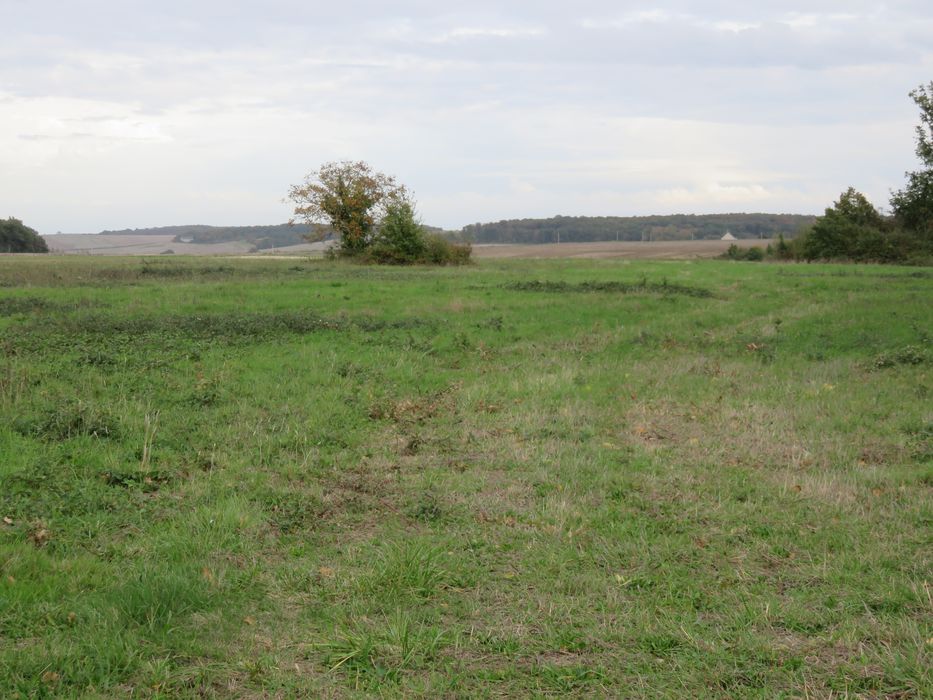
472, 238, 773, 259
38, 236, 769, 260
41, 234, 326, 256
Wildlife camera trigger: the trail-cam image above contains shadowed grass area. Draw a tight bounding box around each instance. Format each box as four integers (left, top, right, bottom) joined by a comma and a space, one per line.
0, 255, 930, 697
504, 278, 714, 296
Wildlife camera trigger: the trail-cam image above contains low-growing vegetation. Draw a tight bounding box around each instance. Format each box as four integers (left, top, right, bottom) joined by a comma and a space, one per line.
0, 256, 930, 697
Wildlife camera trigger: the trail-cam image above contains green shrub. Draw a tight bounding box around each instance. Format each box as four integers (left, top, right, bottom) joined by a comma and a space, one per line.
870, 345, 929, 370
722, 244, 764, 262
18, 399, 120, 441
323, 195, 472, 266
375, 202, 425, 262
775, 234, 793, 260
0, 218, 48, 253
422, 233, 472, 265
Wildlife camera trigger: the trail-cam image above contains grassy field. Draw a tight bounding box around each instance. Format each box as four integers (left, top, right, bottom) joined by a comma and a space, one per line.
0, 256, 930, 698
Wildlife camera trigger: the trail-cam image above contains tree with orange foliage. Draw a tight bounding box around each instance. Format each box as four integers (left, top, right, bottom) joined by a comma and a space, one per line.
287, 161, 408, 256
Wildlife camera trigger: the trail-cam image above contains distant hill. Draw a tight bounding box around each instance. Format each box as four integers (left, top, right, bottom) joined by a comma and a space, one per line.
94, 213, 816, 249
99, 224, 316, 250
96, 222, 454, 250
460, 214, 816, 244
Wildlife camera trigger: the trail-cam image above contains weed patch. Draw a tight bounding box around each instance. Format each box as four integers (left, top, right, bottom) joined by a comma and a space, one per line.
0, 297, 54, 316
113, 566, 214, 631
16, 399, 120, 441
261, 489, 326, 534
505, 278, 713, 297
869, 344, 929, 369
102, 470, 172, 491
0, 297, 99, 316
8, 310, 437, 357
368, 383, 461, 425
139, 261, 236, 277
315, 612, 450, 684
363, 542, 459, 601
0, 359, 31, 406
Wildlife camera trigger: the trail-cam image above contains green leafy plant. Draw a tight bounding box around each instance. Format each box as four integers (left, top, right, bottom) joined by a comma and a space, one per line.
0, 218, 48, 253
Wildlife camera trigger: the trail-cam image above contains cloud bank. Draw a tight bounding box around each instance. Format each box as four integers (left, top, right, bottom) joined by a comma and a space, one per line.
2, 1, 931, 232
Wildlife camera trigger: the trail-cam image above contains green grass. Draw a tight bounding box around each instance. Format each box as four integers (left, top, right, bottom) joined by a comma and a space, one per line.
1, 255, 931, 698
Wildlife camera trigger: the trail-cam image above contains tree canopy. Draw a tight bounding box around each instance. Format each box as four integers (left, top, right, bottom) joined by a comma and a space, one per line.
0, 218, 49, 253
371, 201, 426, 262
287, 161, 470, 264
908, 82, 933, 167
891, 81, 933, 241
287, 161, 408, 256
803, 188, 893, 261
798, 81, 933, 264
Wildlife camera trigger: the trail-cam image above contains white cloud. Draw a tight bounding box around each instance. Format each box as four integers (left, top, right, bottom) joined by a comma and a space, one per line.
707, 21, 762, 33
431, 26, 547, 42
779, 12, 862, 29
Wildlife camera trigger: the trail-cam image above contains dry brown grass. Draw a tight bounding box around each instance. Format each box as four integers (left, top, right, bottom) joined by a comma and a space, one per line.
473, 239, 774, 260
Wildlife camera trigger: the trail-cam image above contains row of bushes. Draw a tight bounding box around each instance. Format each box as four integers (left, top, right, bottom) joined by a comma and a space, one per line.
361, 233, 472, 265
329, 201, 472, 266
725, 83, 932, 265
793, 188, 931, 264
723, 192, 931, 265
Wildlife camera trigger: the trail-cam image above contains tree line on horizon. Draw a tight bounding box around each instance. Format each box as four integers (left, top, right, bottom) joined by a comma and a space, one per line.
458, 213, 815, 245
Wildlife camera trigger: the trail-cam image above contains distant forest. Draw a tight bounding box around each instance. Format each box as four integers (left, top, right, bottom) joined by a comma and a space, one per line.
459, 214, 816, 244
98, 213, 815, 248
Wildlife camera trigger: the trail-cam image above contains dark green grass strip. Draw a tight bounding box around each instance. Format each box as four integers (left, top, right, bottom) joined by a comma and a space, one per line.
504, 279, 713, 297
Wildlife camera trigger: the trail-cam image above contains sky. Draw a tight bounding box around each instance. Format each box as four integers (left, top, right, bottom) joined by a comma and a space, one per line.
2, 1, 932, 233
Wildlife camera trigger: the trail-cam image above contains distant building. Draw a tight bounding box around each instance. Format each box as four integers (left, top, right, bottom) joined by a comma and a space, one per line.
721, 231, 737, 241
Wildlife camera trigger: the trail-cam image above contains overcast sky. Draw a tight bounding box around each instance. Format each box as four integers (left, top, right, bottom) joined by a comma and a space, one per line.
2, 1, 932, 233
